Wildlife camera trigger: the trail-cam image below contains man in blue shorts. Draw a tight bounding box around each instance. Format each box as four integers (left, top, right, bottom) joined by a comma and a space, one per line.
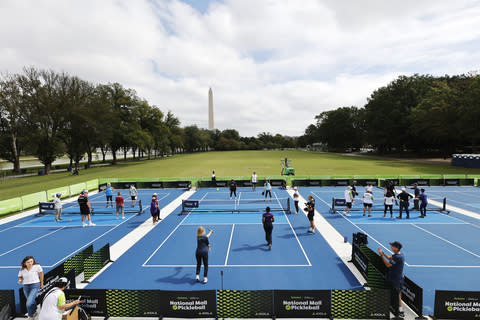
378, 241, 405, 317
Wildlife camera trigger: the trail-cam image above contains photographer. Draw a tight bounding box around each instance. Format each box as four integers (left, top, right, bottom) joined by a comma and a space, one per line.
38, 277, 82, 320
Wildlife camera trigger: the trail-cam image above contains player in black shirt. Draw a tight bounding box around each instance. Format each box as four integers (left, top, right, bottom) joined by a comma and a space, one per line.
229, 179, 237, 200
78, 190, 95, 227
396, 188, 413, 219
305, 195, 316, 234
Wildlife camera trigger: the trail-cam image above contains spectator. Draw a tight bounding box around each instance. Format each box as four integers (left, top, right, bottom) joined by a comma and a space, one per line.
378, 242, 405, 318
18, 256, 44, 320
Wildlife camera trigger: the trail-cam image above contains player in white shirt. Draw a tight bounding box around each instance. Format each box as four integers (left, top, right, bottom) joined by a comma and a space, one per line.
363, 190, 374, 217
384, 190, 395, 218
293, 187, 300, 213
129, 185, 138, 207
344, 186, 353, 216
251, 172, 258, 191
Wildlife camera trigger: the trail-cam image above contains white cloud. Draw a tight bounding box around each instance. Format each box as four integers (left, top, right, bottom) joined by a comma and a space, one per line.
1, 0, 479, 136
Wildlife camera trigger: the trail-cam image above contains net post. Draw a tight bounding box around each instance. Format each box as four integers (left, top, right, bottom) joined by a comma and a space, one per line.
181, 200, 185, 215
138, 199, 142, 214
443, 197, 446, 211
287, 198, 291, 213
331, 197, 335, 213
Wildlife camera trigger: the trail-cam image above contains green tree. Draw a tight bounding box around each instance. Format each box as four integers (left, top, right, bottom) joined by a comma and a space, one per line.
0, 75, 27, 173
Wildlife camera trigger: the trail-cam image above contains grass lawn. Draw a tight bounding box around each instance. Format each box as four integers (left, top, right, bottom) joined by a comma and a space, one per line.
1, 150, 480, 200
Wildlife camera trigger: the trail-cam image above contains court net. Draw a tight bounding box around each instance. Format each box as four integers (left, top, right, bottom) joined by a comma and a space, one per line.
38, 199, 143, 215
330, 197, 448, 213
182, 198, 290, 214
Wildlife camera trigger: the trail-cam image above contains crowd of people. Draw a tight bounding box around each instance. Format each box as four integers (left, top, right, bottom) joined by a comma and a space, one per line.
342, 180, 429, 219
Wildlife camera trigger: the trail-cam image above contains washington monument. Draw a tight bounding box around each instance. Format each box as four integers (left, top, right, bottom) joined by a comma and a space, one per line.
208, 88, 214, 130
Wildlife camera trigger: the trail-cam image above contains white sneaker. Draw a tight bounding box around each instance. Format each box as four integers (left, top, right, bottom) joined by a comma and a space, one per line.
195, 275, 200, 282
82, 223, 86, 227
203, 277, 208, 284
89, 222, 96, 226
345, 212, 351, 216
122, 216, 125, 219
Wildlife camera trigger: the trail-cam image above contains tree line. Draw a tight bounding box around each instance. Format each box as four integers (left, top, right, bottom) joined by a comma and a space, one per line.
0, 67, 295, 174
299, 73, 480, 155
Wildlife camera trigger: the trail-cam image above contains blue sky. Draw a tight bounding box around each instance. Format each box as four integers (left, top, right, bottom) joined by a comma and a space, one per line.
1, 0, 479, 136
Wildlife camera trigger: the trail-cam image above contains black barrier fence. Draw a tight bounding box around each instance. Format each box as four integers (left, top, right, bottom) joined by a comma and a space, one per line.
64, 245, 94, 276
351, 233, 424, 318
434, 290, 480, 320
58, 288, 391, 319
0, 290, 15, 311
99, 181, 192, 191
83, 243, 111, 281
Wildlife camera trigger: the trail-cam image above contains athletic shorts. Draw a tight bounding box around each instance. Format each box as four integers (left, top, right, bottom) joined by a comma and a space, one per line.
364, 203, 372, 208
131, 196, 136, 201
346, 202, 352, 208
151, 210, 159, 218
80, 209, 90, 216
307, 212, 314, 221
106, 195, 112, 201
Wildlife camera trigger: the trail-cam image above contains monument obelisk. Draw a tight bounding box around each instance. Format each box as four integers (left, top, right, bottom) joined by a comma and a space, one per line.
208, 88, 214, 130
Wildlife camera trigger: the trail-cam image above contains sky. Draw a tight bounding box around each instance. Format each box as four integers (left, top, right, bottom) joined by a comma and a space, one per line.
1, 0, 480, 136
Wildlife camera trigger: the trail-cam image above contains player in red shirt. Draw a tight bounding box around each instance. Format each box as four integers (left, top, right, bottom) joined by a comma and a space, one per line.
115, 192, 125, 219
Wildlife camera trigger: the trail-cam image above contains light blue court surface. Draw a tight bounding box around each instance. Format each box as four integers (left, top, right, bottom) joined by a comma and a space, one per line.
88, 187, 360, 292
0, 188, 185, 303
300, 186, 480, 314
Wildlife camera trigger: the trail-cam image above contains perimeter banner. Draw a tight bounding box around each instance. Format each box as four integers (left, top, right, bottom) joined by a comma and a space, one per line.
434, 290, 480, 319
65, 289, 107, 316
331, 289, 390, 319
217, 290, 273, 318
273, 290, 331, 318
158, 290, 216, 318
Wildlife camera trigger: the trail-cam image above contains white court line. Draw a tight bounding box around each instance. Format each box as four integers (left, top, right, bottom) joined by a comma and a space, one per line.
181, 222, 289, 226
355, 222, 467, 225
411, 224, 480, 259
274, 192, 312, 266
224, 224, 235, 266
142, 192, 209, 266
406, 265, 480, 268
0, 227, 66, 257
142, 264, 311, 268
3, 212, 139, 269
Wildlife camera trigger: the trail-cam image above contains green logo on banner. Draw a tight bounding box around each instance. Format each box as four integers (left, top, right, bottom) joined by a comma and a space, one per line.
285, 305, 291, 311
447, 306, 453, 312
172, 305, 178, 311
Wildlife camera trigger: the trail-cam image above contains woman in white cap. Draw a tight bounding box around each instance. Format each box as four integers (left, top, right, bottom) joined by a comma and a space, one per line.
293, 187, 300, 213
38, 277, 82, 320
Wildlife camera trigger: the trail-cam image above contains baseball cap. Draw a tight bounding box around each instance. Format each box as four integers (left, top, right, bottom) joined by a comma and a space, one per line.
56, 277, 69, 285
401, 187, 406, 191
153, 193, 157, 196
294, 187, 298, 190
56, 193, 62, 197
366, 186, 373, 192
390, 241, 403, 250
347, 186, 352, 190
81, 189, 88, 194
